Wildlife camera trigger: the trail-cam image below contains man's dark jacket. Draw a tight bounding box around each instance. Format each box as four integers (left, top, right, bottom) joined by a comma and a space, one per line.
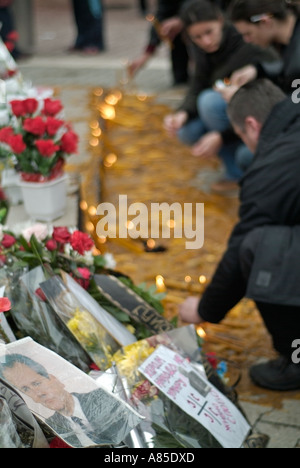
198, 97, 300, 323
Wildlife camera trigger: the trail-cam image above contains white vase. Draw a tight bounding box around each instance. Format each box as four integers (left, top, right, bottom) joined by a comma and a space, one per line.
19, 174, 67, 222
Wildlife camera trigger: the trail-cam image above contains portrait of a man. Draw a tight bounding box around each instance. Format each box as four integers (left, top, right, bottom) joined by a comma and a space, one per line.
0, 339, 142, 448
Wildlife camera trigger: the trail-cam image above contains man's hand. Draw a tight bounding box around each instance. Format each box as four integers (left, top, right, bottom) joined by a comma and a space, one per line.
179, 297, 205, 324
191, 131, 223, 159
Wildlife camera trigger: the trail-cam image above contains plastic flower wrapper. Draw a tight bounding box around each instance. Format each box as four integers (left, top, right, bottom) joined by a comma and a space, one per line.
2, 265, 93, 373
0, 397, 23, 448
40, 275, 121, 370
61, 272, 136, 348
0, 285, 15, 345
0, 338, 144, 448
110, 326, 257, 449
0, 36, 18, 80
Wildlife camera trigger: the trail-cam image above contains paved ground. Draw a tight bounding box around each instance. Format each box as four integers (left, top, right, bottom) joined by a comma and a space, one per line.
8, 0, 300, 448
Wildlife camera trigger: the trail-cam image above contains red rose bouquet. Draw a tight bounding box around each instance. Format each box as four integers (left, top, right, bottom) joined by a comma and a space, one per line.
0, 97, 79, 182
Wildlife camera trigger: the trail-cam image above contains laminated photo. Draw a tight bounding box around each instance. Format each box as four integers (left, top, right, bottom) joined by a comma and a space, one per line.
0, 338, 143, 448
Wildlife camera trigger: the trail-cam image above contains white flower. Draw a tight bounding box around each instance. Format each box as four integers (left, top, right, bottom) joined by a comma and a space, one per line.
22, 223, 49, 242
64, 243, 72, 255
104, 253, 116, 269
83, 250, 94, 266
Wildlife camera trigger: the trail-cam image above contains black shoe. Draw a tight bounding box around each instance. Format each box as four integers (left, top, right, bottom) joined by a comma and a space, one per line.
250, 356, 300, 391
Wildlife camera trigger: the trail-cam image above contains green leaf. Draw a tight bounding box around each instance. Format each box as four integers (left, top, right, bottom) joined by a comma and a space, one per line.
93, 255, 106, 269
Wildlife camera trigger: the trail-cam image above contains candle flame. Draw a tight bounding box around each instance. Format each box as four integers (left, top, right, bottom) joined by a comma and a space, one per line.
156, 275, 166, 292
197, 327, 207, 339
199, 275, 207, 284
147, 239, 156, 249
99, 104, 116, 120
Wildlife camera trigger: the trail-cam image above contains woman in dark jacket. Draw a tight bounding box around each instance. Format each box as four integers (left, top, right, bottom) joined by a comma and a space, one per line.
164, 0, 277, 191
228, 0, 300, 94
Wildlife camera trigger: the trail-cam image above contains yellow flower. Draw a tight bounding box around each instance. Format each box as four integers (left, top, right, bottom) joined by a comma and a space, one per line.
113, 340, 155, 386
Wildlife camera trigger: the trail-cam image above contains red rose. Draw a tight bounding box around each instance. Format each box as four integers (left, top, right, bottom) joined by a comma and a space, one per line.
35, 288, 47, 302
0, 188, 6, 201
132, 380, 152, 401
0, 127, 14, 143
46, 117, 64, 136
70, 231, 94, 255
45, 238, 58, 251
60, 130, 78, 154
10, 100, 26, 117
73, 267, 92, 290
52, 227, 71, 244
0, 297, 11, 313
1, 234, 16, 248
23, 98, 39, 115
0, 254, 6, 265
23, 117, 46, 136
6, 30, 19, 42
9, 134, 26, 154
35, 139, 60, 157
43, 98, 63, 117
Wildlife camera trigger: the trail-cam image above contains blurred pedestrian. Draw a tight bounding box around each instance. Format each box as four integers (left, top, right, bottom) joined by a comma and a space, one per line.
129, 0, 190, 86
70, 0, 105, 55
138, 0, 148, 15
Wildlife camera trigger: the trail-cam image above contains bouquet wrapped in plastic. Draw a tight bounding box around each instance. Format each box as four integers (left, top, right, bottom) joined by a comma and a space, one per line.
1, 265, 93, 373
110, 326, 267, 449
40, 274, 123, 370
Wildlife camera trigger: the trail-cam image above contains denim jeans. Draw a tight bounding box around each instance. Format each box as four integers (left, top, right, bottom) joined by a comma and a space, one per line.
178, 90, 253, 180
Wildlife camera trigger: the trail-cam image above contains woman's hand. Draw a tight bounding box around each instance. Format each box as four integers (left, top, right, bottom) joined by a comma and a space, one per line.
164, 111, 188, 137
230, 65, 258, 87
128, 52, 152, 77
191, 131, 223, 158
215, 84, 240, 102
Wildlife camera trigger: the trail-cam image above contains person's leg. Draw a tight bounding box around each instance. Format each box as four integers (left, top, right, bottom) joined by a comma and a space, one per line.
177, 118, 206, 146
239, 229, 300, 390
197, 89, 230, 132
138, 0, 148, 15
72, 0, 104, 51
256, 302, 300, 358
235, 144, 254, 172
218, 143, 243, 181
171, 34, 189, 85
197, 90, 243, 183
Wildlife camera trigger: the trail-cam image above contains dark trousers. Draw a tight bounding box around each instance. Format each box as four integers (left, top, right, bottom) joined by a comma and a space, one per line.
71, 0, 104, 50
0, 7, 19, 58
240, 228, 300, 357
139, 0, 148, 14
171, 34, 189, 85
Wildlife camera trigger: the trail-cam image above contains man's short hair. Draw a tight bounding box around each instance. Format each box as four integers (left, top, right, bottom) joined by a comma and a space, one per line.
227, 79, 287, 129
0, 354, 49, 380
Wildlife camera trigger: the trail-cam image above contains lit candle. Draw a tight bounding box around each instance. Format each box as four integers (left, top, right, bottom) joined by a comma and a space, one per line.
199, 275, 207, 285
197, 326, 207, 339
156, 275, 166, 293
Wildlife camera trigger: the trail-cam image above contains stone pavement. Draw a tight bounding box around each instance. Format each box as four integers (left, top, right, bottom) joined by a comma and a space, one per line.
9, 0, 300, 448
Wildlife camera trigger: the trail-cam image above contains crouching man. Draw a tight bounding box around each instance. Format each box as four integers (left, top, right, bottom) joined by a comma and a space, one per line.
180, 79, 300, 391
